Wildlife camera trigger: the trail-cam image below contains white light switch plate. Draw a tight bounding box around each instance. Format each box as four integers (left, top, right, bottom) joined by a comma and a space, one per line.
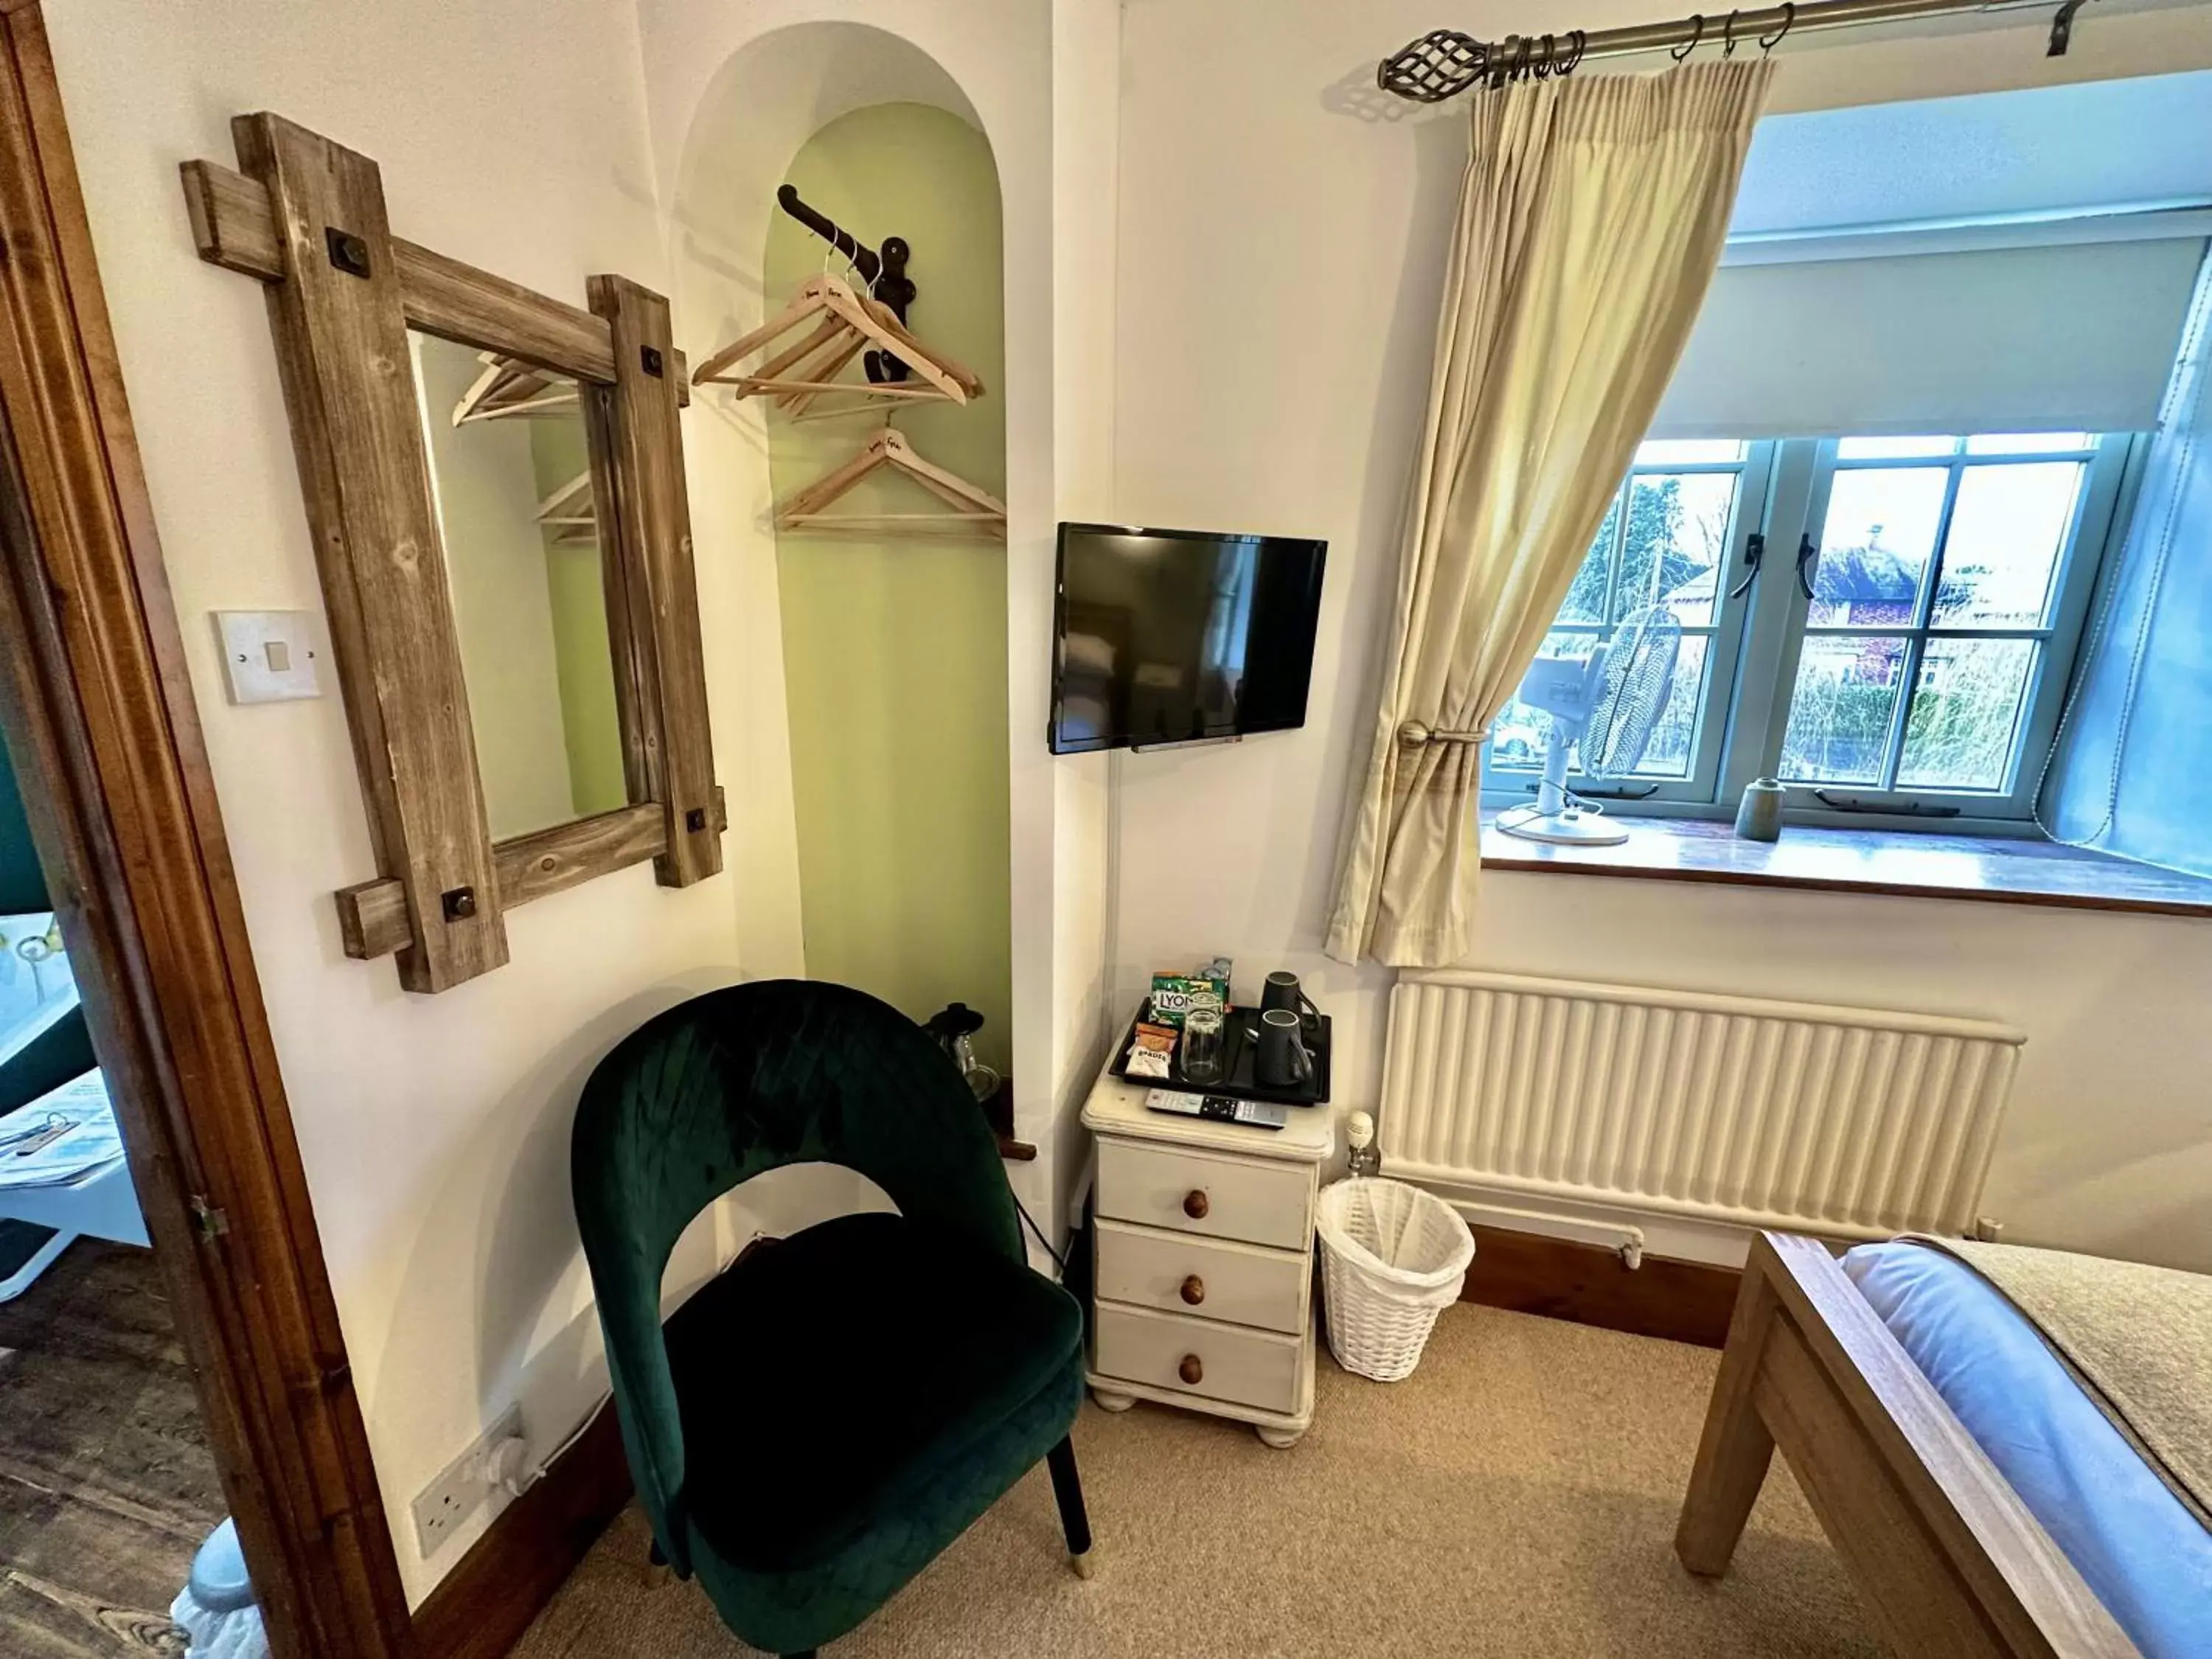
214, 611, 323, 703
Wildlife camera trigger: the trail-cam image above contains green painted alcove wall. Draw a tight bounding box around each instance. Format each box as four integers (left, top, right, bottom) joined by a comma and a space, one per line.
765, 102, 1012, 1073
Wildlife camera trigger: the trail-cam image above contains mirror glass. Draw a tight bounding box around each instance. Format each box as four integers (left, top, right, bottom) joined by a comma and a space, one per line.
408, 332, 628, 841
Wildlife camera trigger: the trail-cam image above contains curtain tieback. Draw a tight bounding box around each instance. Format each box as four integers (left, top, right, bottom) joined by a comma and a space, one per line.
1397, 719, 1488, 748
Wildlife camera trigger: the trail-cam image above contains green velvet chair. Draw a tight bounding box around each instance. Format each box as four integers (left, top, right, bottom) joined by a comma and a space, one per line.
571, 979, 1092, 1657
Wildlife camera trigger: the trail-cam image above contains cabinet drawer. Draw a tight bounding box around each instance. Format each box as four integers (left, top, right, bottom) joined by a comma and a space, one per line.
1095, 1220, 1308, 1335
1094, 1301, 1301, 1416
1095, 1138, 1312, 1251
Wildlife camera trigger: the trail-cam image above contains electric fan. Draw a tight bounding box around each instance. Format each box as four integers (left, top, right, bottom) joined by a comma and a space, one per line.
1495, 605, 1682, 846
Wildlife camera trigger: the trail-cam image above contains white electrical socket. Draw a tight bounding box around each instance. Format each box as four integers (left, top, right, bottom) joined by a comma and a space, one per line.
411, 1405, 526, 1559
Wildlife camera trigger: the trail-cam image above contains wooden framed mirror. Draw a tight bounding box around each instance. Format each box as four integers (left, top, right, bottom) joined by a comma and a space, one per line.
180, 113, 721, 992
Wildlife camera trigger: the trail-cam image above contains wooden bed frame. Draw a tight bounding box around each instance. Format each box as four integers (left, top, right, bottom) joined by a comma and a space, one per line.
1676, 1231, 2140, 1659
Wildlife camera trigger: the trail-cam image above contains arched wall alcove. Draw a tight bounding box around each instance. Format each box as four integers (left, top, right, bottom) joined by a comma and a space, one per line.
647, 3, 1085, 1243
763, 102, 1011, 1083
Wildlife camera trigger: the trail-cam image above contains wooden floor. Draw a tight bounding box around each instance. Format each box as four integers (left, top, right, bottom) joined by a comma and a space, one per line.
0, 1237, 223, 1656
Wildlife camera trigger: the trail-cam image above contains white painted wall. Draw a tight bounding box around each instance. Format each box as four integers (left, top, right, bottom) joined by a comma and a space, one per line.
1049, 0, 1123, 1233
1107, 0, 2212, 1275
44, 0, 769, 1604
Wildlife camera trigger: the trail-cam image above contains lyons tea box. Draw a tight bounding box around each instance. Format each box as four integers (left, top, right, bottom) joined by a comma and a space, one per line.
1148, 971, 1228, 1028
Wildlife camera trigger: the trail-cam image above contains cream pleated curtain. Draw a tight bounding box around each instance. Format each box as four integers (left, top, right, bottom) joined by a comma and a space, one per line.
1327, 60, 1773, 967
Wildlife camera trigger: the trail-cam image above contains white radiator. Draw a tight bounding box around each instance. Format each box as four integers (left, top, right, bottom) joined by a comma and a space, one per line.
1380, 970, 2023, 1241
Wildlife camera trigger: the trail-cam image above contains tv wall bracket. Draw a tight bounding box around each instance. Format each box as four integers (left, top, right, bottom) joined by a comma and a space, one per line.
1128, 734, 1245, 754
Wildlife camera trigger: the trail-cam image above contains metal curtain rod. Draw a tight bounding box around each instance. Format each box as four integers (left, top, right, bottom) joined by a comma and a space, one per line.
1378, 0, 2092, 102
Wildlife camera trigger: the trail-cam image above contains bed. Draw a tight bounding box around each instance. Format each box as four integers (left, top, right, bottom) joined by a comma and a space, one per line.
1676, 1231, 2209, 1659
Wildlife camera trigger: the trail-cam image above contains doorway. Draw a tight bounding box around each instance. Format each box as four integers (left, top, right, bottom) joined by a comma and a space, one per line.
0, 874, 229, 1643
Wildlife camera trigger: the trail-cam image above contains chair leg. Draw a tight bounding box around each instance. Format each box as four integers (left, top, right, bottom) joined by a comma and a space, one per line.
1044, 1434, 1093, 1578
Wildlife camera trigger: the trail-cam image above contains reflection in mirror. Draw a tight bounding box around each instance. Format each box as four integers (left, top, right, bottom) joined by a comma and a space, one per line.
408, 333, 627, 841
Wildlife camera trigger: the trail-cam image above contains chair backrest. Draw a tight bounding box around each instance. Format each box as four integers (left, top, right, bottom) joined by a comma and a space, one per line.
570, 978, 1019, 1568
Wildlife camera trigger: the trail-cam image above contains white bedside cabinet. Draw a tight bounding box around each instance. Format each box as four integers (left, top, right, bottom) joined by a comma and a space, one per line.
1079, 1068, 1336, 1448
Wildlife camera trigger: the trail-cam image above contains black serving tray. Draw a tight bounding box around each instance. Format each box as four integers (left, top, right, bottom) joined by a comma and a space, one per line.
1107, 1001, 1331, 1106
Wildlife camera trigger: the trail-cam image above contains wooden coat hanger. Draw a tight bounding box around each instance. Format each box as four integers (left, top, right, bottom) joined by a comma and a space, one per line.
692, 274, 983, 414
773, 428, 1006, 540
452, 350, 577, 425
535, 470, 597, 545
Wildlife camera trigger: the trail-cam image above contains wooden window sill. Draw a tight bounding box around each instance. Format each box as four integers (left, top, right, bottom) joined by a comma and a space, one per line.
1479, 813, 2212, 917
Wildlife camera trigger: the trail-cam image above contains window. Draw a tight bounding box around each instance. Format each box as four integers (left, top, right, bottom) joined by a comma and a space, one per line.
1486, 431, 2131, 828
1488, 439, 1772, 804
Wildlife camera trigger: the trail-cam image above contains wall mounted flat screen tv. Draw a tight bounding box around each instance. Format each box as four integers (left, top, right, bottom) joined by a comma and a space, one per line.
1049, 522, 1326, 755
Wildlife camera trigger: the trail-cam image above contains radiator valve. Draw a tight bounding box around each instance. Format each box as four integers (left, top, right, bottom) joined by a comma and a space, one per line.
1345, 1110, 1382, 1178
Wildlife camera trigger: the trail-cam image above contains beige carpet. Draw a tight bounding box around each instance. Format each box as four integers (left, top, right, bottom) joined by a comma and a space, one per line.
511, 1306, 1882, 1658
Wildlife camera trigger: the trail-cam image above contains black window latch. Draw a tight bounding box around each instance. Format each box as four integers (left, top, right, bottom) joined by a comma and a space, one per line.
1726, 531, 1764, 601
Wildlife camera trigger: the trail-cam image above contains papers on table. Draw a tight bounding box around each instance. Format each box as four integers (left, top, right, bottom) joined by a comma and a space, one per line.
0, 1069, 121, 1191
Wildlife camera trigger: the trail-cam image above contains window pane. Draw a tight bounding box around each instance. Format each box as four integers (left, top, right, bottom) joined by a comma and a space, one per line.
1809, 467, 1947, 626
1635, 439, 1745, 466
1627, 633, 1708, 779
1964, 432, 2093, 456
1779, 635, 1907, 784
1490, 630, 1599, 770
1557, 498, 1618, 625
1837, 436, 1958, 459
1896, 639, 2037, 792
1931, 462, 2084, 629
1616, 472, 1736, 627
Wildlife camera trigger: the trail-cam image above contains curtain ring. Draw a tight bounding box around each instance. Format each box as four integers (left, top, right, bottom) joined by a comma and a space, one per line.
1671, 14, 1705, 62
1555, 29, 1588, 74
1760, 2, 1795, 52
1489, 33, 1532, 88
1533, 33, 1557, 78
1723, 10, 1741, 56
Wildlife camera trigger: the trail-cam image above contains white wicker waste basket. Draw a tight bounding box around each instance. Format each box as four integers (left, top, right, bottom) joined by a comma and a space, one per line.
1316, 1178, 1475, 1382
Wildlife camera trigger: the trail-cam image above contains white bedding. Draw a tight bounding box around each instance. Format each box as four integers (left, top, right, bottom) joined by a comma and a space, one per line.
1844, 1240, 2212, 1659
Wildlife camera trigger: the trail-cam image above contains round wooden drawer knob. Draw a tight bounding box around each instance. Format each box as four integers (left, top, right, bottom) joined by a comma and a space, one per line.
1178, 1353, 1204, 1385
1182, 1189, 1209, 1219
1180, 1274, 1206, 1306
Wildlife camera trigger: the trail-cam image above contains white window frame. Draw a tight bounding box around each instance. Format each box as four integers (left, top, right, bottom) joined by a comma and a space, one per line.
1481, 440, 1775, 808
1483, 432, 2134, 832
1729, 434, 2131, 827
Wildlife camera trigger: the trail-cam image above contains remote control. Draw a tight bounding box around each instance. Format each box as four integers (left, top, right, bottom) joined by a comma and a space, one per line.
1144, 1089, 1288, 1130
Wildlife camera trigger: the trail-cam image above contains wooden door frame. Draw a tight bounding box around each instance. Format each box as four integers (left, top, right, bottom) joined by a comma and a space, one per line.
0, 7, 415, 1655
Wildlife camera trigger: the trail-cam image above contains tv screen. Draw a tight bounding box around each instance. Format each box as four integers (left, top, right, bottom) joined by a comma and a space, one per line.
1049, 523, 1326, 755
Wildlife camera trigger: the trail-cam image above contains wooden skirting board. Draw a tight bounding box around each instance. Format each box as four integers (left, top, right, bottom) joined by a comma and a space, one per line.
1457, 1223, 1746, 1349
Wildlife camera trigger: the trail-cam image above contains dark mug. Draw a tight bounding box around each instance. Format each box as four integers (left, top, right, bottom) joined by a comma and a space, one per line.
1255, 1006, 1314, 1090
1260, 970, 1320, 1027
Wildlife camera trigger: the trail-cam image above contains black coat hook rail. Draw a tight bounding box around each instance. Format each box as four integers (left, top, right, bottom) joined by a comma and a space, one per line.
775, 184, 919, 383
1377, 0, 2092, 103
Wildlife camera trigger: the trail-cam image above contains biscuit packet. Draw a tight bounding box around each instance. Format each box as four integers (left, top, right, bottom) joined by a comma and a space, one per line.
1125, 1021, 1178, 1079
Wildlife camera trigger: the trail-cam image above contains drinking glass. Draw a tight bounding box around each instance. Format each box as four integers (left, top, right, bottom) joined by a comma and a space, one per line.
1180, 1006, 1225, 1083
